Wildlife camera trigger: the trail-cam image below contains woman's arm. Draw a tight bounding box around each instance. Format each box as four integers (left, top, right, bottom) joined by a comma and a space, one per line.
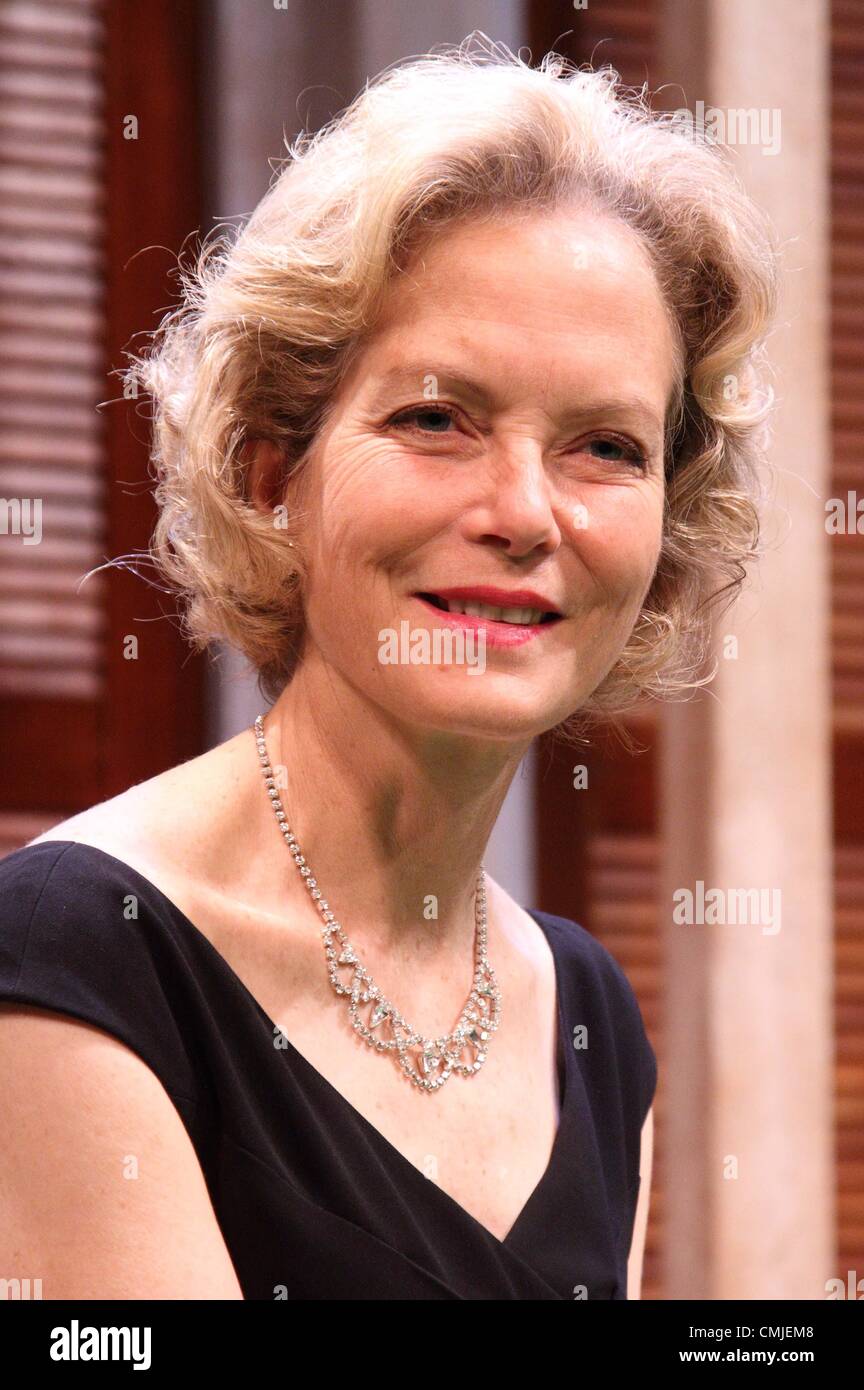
626, 1105, 654, 1300
0, 1004, 244, 1299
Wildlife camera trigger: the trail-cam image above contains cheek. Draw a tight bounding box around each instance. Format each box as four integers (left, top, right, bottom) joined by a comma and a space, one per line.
316, 468, 458, 610
575, 489, 663, 575
302, 482, 428, 639
300, 459, 380, 590
568, 491, 663, 627
307, 436, 429, 556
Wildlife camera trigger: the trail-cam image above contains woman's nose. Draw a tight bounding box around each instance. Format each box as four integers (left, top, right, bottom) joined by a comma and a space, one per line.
467, 445, 562, 556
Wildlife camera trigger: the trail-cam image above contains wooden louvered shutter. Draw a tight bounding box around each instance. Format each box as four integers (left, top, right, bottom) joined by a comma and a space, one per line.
0, 0, 206, 856
831, 0, 864, 1294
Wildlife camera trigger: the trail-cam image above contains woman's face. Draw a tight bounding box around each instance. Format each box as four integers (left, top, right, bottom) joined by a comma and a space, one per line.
292, 207, 679, 741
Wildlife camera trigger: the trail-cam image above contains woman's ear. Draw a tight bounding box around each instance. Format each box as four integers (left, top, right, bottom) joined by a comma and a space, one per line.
242, 439, 288, 516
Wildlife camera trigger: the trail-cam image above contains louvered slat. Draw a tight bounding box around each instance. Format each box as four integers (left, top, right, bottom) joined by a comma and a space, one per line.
831, 0, 864, 1285
0, 0, 106, 699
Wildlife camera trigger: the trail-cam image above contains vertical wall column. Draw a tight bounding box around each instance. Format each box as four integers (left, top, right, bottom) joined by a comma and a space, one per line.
659, 0, 833, 1298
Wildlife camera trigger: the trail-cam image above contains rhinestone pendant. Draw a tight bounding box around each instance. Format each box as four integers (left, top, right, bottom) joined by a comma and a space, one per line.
254, 713, 502, 1093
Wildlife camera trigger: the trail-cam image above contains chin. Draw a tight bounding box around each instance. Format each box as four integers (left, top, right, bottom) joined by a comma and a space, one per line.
377, 668, 582, 743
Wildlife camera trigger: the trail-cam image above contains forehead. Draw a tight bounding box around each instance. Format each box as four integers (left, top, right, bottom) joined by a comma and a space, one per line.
362, 208, 681, 410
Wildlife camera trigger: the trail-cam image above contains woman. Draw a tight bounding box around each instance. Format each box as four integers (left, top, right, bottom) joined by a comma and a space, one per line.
0, 37, 778, 1299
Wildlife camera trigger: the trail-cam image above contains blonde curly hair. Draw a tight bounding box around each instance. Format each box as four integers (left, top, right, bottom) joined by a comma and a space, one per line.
121, 32, 780, 736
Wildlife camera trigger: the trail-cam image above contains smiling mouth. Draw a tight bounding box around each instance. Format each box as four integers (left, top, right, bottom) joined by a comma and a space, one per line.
416, 593, 563, 626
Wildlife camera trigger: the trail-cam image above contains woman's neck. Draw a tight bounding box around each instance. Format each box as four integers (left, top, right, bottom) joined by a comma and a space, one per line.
257, 654, 530, 955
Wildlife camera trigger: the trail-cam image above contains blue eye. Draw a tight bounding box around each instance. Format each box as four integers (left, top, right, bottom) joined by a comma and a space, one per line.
582, 436, 648, 470
390, 406, 458, 434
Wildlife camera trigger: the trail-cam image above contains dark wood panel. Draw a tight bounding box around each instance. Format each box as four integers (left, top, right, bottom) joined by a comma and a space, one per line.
1, 0, 208, 833
100, 0, 208, 795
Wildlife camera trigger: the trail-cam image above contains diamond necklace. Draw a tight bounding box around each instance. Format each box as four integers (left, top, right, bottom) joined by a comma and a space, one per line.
253, 713, 502, 1093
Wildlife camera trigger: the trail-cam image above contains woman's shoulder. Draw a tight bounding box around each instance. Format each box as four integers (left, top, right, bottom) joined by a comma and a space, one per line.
0, 832, 185, 978
528, 903, 646, 1006
0, 832, 165, 915
25, 723, 252, 861
0, 836, 210, 1110
454, 876, 651, 1055
16, 725, 259, 921
527, 903, 657, 1125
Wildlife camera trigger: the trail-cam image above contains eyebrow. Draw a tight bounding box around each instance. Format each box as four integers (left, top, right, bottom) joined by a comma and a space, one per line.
372, 363, 665, 440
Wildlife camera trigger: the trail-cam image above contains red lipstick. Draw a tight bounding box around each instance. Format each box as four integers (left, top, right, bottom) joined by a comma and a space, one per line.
425, 585, 561, 614
413, 587, 564, 650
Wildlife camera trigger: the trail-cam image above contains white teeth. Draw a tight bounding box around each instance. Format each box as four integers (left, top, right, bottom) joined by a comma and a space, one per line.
443, 600, 545, 624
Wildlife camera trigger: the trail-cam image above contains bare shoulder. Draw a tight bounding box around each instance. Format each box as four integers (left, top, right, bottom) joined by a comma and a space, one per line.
27, 729, 253, 874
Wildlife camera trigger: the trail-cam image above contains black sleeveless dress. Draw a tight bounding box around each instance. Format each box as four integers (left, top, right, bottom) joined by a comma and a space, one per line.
0, 840, 657, 1300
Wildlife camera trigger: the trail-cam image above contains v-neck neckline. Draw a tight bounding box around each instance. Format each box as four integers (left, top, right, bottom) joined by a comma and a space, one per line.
42, 839, 573, 1252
